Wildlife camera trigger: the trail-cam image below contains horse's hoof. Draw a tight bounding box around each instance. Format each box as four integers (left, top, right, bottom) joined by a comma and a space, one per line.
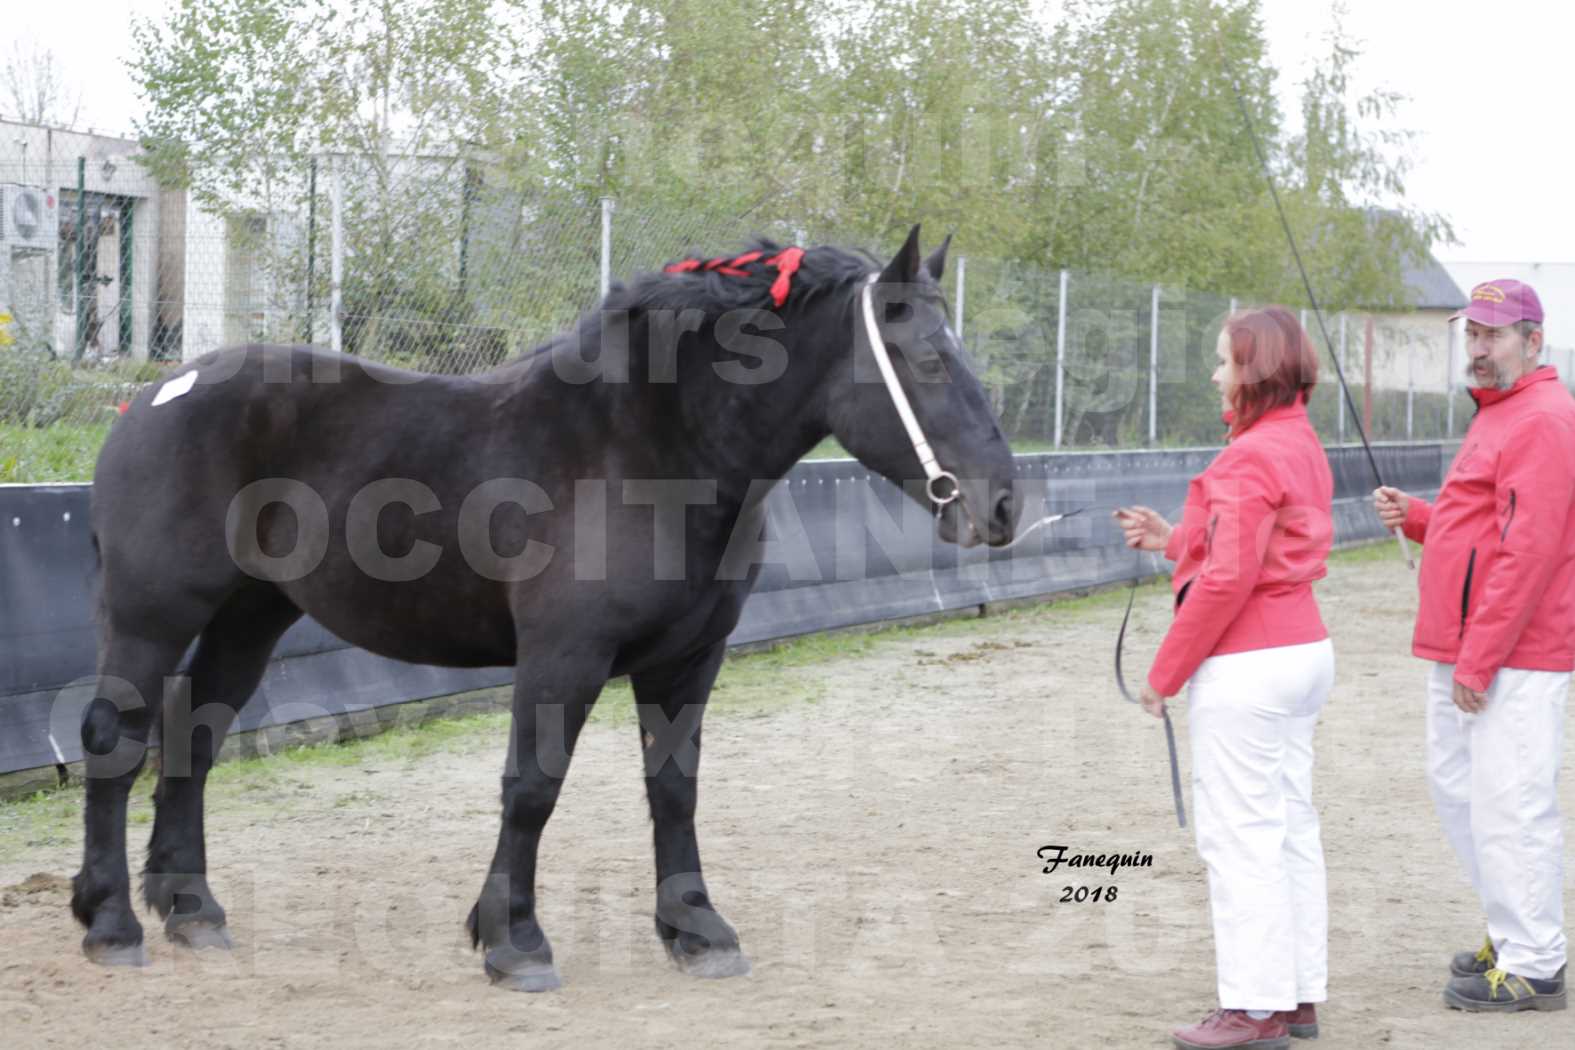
665, 941, 752, 979
484, 947, 562, 993
167, 920, 233, 951
84, 941, 149, 967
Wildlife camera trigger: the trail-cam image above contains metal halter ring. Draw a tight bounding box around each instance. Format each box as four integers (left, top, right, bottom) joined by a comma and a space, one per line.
927, 470, 960, 507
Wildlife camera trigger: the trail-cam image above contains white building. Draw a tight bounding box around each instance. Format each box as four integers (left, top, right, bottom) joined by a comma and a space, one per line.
0, 119, 326, 364
0, 119, 170, 360
1327, 250, 1467, 398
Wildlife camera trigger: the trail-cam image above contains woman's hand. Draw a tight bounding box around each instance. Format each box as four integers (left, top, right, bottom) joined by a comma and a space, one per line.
1114, 506, 1173, 552
1373, 487, 1410, 530
1139, 681, 1168, 719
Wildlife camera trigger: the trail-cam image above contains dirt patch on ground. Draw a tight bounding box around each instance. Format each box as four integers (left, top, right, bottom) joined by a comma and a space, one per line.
2, 552, 1571, 1049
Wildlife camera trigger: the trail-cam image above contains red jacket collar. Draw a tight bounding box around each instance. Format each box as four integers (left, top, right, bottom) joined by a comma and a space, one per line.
1470, 366, 1560, 409
1224, 398, 1308, 440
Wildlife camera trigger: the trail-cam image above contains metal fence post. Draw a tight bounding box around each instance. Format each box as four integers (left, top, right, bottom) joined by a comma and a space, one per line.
1149, 284, 1160, 446
1055, 269, 1068, 449
1447, 319, 1456, 436
1363, 314, 1374, 437
955, 255, 966, 343
1338, 313, 1347, 443
1406, 337, 1415, 439
330, 155, 344, 356
73, 156, 86, 361
600, 196, 614, 300
458, 160, 473, 303
306, 157, 317, 343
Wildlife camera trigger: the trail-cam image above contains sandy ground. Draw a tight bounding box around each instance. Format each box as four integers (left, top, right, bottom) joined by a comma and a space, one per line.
2, 550, 1572, 1049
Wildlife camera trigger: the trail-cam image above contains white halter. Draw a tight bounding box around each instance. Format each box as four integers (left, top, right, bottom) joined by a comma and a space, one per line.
860, 272, 1091, 551
859, 274, 960, 509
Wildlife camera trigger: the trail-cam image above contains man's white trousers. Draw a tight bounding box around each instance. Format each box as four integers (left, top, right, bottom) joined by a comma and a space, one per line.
1188, 638, 1335, 1011
1426, 661, 1568, 980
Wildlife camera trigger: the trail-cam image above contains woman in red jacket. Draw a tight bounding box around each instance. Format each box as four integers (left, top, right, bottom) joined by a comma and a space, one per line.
1117, 307, 1335, 1050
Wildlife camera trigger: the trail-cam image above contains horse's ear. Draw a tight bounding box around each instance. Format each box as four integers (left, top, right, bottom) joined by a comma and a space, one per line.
923, 234, 952, 282
880, 224, 923, 283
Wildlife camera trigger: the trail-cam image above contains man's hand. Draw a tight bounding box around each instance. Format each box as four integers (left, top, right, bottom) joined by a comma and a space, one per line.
1140, 681, 1169, 719
1453, 679, 1487, 714
1115, 506, 1173, 553
1373, 486, 1411, 530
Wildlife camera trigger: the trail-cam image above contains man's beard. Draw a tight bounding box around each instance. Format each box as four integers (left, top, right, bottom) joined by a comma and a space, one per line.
1464, 359, 1513, 390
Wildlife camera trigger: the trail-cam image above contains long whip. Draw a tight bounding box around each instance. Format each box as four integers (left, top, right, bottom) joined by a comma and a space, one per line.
1212, 28, 1414, 569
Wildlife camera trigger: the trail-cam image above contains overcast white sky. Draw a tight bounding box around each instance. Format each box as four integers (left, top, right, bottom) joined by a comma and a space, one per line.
7, 0, 1572, 263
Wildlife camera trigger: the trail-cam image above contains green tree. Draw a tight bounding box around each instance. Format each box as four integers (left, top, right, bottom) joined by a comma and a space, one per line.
826, 0, 1057, 253
515, 1, 835, 222
130, 0, 527, 363
1285, 3, 1452, 311
125, 0, 1451, 382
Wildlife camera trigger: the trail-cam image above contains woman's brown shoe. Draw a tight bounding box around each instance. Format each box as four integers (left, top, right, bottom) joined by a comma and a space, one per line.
1274, 1003, 1318, 1039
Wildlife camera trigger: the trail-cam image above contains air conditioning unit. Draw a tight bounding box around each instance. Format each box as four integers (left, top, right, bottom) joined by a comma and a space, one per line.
3, 184, 59, 251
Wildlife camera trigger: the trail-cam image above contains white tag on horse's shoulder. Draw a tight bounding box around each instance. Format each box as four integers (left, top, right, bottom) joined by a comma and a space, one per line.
150, 370, 199, 407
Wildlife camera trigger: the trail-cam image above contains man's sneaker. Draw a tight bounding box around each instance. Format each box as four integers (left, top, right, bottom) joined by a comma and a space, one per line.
1450, 936, 1496, 978
1274, 1003, 1318, 1039
1171, 1009, 1291, 1049
1443, 965, 1567, 1012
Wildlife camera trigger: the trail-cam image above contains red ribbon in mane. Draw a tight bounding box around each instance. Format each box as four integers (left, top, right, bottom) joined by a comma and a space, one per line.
664, 246, 806, 308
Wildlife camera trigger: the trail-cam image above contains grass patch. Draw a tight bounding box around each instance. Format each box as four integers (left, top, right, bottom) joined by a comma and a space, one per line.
0, 787, 89, 856
1332, 535, 1418, 565
0, 422, 110, 483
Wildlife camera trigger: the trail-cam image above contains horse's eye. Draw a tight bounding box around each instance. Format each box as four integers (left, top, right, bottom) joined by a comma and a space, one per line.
883, 301, 913, 324
914, 355, 948, 380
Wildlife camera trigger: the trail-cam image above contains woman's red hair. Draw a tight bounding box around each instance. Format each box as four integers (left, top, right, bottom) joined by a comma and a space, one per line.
1225, 306, 1318, 436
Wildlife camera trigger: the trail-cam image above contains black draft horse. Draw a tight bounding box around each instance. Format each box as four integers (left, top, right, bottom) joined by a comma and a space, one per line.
71, 225, 1020, 989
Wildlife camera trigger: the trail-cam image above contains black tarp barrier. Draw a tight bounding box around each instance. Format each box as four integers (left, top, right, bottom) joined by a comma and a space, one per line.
0, 442, 1446, 777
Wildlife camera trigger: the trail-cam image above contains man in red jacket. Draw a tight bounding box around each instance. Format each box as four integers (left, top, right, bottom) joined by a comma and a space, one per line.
1374, 278, 1572, 1013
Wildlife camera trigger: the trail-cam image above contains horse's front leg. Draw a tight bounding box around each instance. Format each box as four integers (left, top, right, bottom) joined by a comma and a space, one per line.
467, 648, 611, 992
632, 639, 749, 978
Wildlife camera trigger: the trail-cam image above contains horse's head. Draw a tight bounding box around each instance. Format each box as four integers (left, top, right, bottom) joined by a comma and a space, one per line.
824, 226, 1020, 547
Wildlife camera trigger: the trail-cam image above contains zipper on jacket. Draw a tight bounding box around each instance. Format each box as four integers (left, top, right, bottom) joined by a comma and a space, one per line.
1501, 488, 1518, 542
1460, 548, 1477, 639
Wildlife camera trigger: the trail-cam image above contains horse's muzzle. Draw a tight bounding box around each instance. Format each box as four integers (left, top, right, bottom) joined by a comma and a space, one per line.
985, 487, 1016, 547
938, 486, 1017, 548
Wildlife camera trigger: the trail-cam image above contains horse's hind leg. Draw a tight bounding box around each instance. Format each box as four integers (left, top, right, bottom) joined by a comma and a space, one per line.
144, 586, 301, 949
71, 628, 192, 966
632, 639, 749, 978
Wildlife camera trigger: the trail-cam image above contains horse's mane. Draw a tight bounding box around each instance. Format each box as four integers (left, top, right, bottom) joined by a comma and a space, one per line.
607, 239, 879, 317
496, 240, 880, 388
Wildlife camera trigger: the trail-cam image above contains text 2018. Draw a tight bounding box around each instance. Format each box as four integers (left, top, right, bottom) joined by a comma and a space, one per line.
1059, 885, 1118, 903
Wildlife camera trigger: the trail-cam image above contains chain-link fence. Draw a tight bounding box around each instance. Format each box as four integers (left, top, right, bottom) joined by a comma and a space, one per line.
4, 144, 1572, 482
954, 270, 1559, 453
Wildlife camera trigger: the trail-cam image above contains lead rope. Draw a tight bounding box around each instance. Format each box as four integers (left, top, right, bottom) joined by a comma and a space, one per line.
1005, 502, 1188, 828
1114, 550, 1188, 829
